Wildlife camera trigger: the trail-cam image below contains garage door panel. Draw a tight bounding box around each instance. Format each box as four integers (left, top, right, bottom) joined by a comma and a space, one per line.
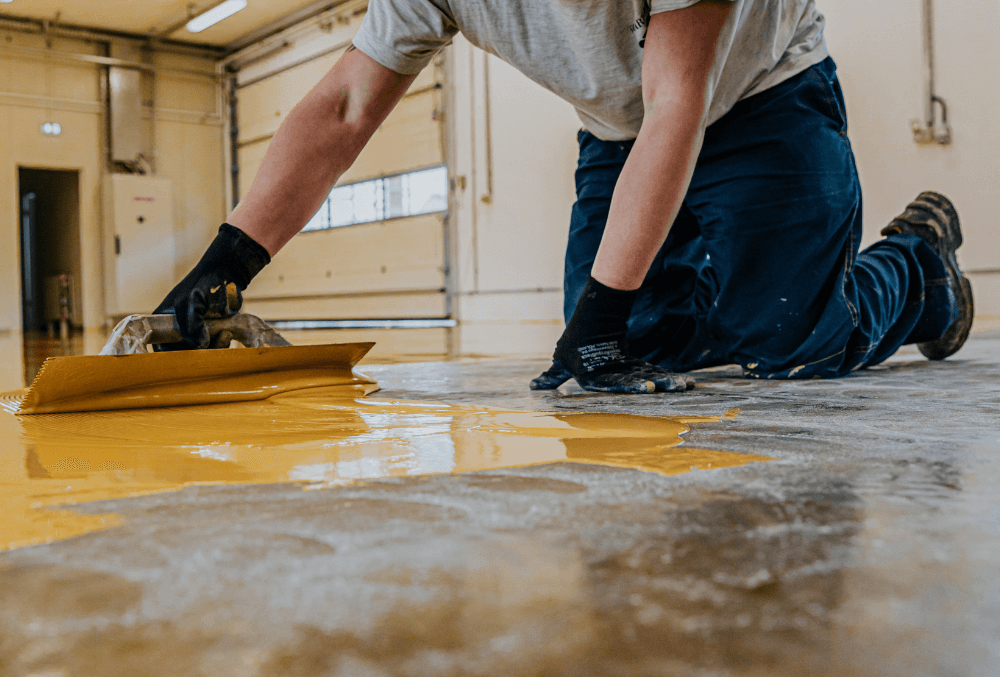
233, 7, 448, 319
242, 291, 446, 320
249, 214, 445, 297
237, 139, 270, 196
409, 67, 439, 94
340, 90, 442, 184
238, 91, 441, 197
238, 53, 438, 145
237, 51, 342, 142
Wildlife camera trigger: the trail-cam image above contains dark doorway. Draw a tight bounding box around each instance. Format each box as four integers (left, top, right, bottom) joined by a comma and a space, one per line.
18, 168, 82, 334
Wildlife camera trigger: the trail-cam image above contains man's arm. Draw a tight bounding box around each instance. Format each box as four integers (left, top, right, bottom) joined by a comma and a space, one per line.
590, 1, 731, 290
531, 1, 731, 392
230, 47, 418, 256
154, 48, 415, 349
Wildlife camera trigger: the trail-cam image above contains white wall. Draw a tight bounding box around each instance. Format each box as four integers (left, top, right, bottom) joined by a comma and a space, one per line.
447, 37, 580, 356
821, 0, 1000, 314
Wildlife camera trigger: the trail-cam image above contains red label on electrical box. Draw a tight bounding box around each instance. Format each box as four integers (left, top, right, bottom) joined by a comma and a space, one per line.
133, 196, 155, 202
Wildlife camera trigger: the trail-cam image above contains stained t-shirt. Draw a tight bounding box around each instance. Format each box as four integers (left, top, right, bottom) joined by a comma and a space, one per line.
352, 0, 828, 141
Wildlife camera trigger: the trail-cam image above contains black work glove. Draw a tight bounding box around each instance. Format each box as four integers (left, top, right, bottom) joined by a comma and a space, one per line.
153, 224, 271, 350
530, 276, 694, 394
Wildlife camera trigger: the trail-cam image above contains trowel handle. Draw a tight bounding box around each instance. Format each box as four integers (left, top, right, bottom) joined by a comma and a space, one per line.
142, 314, 188, 345
100, 313, 292, 355
202, 313, 293, 349
148, 314, 293, 349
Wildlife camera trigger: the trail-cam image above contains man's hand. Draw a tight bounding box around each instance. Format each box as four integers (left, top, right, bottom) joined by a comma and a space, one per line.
530, 277, 694, 393
153, 224, 270, 350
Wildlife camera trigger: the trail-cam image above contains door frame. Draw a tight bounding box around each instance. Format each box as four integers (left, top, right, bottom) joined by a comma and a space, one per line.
16, 164, 84, 333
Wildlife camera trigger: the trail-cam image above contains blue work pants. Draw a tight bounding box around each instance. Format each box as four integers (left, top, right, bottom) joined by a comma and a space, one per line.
564, 58, 956, 378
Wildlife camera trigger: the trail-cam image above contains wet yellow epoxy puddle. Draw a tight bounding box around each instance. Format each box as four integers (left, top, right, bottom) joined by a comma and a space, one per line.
0, 385, 769, 551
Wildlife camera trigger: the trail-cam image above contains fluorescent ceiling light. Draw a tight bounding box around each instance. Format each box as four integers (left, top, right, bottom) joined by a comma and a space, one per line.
186, 0, 247, 33
0, 1, 14, 4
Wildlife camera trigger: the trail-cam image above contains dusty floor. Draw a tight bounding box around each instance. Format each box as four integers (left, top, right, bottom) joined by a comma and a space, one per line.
1, 329, 999, 676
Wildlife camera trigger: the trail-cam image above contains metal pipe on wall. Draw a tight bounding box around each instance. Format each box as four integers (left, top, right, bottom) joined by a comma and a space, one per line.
911, 0, 951, 145
0, 41, 220, 79
479, 51, 494, 206
229, 73, 241, 209
922, 0, 935, 130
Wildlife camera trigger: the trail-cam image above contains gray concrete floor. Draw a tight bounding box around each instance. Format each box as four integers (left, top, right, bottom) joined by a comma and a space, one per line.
3, 335, 1000, 676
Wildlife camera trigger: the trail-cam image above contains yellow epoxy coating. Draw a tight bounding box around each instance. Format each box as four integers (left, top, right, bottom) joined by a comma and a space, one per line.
0, 384, 768, 552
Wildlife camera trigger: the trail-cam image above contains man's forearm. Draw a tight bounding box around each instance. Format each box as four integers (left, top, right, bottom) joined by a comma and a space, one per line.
228, 49, 416, 256
590, 104, 706, 291
589, 2, 729, 291
227, 93, 369, 257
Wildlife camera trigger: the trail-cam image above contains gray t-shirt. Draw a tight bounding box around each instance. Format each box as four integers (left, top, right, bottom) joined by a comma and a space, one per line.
353, 0, 829, 141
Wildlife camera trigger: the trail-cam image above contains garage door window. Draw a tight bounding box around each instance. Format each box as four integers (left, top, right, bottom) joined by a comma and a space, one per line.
303, 165, 448, 232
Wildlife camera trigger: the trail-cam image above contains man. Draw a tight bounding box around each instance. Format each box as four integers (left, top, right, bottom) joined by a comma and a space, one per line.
156, 0, 973, 394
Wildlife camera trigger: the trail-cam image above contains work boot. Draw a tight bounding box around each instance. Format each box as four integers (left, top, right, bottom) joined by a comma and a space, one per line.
880, 191, 974, 360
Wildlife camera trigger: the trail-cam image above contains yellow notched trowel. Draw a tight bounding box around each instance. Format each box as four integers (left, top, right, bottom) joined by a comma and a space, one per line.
18, 313, 376, 415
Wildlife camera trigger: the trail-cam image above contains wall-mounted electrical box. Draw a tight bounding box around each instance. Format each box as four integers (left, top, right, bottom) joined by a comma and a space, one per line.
103, 174, 175, 318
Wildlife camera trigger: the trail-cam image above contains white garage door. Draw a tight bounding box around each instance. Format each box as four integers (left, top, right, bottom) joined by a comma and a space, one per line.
230, 2, 449, 324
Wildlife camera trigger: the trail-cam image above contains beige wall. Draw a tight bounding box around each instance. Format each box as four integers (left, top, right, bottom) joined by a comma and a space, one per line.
0, 33, 103, 331
151, 51, 227, 282
0, 31, 224, 331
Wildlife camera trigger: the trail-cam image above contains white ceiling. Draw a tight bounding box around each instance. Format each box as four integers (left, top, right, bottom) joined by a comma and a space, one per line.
0, 0, 329, 47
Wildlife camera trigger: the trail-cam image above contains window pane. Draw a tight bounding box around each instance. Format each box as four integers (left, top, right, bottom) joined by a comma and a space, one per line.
330, 180, 383, 227
404, 166, 449, 217
301, 200, 329, 232
327, 184, 357, 228
383, 166, 449, 220
302, 165, 447, 233
383, 174, 405, 220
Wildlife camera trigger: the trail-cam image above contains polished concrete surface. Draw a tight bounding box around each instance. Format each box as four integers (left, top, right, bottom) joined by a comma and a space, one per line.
2, 330, 1000, 676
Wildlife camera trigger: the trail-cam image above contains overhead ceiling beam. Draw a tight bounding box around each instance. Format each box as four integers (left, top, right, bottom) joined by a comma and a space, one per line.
0, 14, 223, 56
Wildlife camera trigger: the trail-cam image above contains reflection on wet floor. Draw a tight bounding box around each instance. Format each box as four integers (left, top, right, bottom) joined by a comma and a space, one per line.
3, 330, 999, 675
0, 382, 766, 551
21, 331, 86, 388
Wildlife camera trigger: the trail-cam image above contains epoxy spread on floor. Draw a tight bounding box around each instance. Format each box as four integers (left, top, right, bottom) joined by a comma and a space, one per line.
0, 385, 769, 552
